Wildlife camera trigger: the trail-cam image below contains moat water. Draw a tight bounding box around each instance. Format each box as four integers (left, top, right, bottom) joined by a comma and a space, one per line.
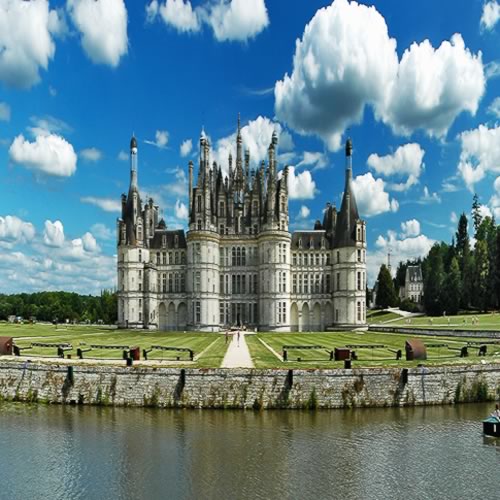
0, 402, 499, 499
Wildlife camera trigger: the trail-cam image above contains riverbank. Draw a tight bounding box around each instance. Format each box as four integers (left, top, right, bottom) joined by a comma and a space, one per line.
0, 359, 499, 409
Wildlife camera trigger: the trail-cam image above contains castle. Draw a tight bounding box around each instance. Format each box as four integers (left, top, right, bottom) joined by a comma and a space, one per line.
117, 119, 367, 332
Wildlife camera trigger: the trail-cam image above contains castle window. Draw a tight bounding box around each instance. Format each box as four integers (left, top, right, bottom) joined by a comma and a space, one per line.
236, 247, 241, 266
326, 254, 331, 265
220, 224, 225, 235
292, 253, 297, 266
162, 235, 166, 248
357, 227, 361, 241
293, 274, 297, 294
162, 252, 166, 265
169, 252, 173, 264
175, 274, 180, 292
242, 247, 246, 266
336, 272, 340, 291
357, 272, 361, 291
157, 252, 160, 265
253, 201, 258, 214
232, 247, 236, 266
253, 274, 258, 294
181, 274, 185, 292
357, 301, 361, 321
162, 274, 166, 293
357, 249, 361, 262
315, 253, 320, 266
253, 224, 258, 234
298, 238, 302, 249
197, 219, 202, 230
181, 252, 186, 264
283, 272, 287, 293
219, 201, 225, 217
175, 252, 179, 265
174, 235, 179, 248
242, 275, 246, 294
195, 272, 201, 292
326, 274, 331, 293
299, 274, 302, 294
168, 273, 173, 292
336, 251, 340, 263
138, 250, 142, 263
197, 196, 202, 213
195, 301, 201, 324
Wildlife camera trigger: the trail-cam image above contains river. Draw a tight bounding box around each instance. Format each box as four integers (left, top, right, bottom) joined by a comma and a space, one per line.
0, 402, 498, 499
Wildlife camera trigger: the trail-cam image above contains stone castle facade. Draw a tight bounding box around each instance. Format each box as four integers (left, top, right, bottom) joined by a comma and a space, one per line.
117, 120, 367, 332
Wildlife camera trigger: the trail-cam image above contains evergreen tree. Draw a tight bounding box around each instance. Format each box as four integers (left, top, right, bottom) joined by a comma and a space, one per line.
393, 261, 407, 296
375, 264, 397, 309
455, 213, 470, 264
472, 193, 482, 237
424, 244, 445, 315
442, 257, 461, 315
474, 239, 489, 311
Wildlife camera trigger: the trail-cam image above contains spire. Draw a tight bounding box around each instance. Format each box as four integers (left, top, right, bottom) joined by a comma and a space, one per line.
334, 137, 360, 248
130, 134, 138, 191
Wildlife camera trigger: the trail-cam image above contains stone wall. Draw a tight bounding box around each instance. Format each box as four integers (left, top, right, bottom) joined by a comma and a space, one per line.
0, 360, 499, 409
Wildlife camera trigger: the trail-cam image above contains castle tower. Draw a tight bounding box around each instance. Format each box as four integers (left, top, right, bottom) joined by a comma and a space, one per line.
332, 138, 367, 327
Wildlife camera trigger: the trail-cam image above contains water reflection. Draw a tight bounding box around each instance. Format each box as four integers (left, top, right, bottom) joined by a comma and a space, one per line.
1, 403, 499, 499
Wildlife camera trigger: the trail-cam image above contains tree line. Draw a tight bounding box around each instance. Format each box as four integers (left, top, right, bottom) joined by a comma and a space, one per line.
0, 290, 117, 324
375, 194, 500, 315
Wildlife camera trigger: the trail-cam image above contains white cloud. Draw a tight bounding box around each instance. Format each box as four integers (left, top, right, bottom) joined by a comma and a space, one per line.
485, 60, 500, 79
174, 200, 189, 220
49, 85, 57, 97
29, 115, 72, 135
81, 196, 121, 213
43, 220, 65, 247
275, 0, 398, 151
208, 0, 269, 42
0, 0, 62, 88
80, 147, 102, 162
180, 139, 193, 157
481, 1, 500, 31
0, 215, 35, 243
298, 205, 310, 219
450, 211, 458, 224
488, 97, 500, 118
401, 219, 421, 238
211, 116, 290, 174
296, 151, 328, 171
369, 229, 434, 284
351, 172, 399, 217
90, 223, 114, 240
145, 130, 169, 149
9, 133, 77, 177
379, 34, 485, 138
478, 204, 493, 219
457, 124, 500, 191
0, 102, 10, 121
67, 0, 128, 67
156, 0, 200, 32
118, 150, 128, 161
286, 166, 316, 200
82, 231, 99, 252
367, 143, 424, 192
419, 186, 441, 204
274, 0, 484, 150
489, 177, 500, 218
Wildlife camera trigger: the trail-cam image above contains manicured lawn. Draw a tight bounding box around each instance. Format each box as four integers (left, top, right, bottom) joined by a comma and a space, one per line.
1, 322, 228, 368
387, 312, 500, 330
367, 311, 402, 324
247, 331, 500, 369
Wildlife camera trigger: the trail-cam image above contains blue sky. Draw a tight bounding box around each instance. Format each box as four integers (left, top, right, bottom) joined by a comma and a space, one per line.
0, 0, 499, 294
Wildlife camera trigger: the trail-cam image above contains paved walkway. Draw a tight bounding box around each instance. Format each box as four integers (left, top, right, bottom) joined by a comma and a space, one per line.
221, 332, 254, 368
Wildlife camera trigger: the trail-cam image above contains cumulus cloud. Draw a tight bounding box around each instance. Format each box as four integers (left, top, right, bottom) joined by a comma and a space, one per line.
91, 223, 114, 240
81, 196, 121, 213
367, 143, 424, 191
368, 229, 434, 284
298, 205, 310, 219
0, 215, 35, 243
81, 231, 99, 252
208, 0, 269, 42
488, 97, 500, 118
174, 200, 189, 220
29, 115, 72, 135
67, 0, 128, 67
481, 1, 500, 31
146, 0, 268, 42
145, 130, 169, 149
450, 211, 458, 224
401, 219, 420, 238
286, 167, 316, 200
274, 0, 485, 150
275, 0, 398, 151
117, 150, 128, 161
80, 147, 102, 162
419, 186, 441, 204
379, 34, 485, 137
9, 133, 77, 177
296, 151, 328, 171
180, 139, 193, 157
43, 220, 65, 247
0, 0, 62, 88
0, 102, 10, 121
489, 177, 500, 218
351, 173, 398, 217
457, 124, 500, 191
211, 116, 291, 174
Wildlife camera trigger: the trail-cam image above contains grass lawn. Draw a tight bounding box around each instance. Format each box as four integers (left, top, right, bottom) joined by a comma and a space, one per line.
367, 311, 403, 324
386, 312, 500, 330
247, 331, 500, 369
1, 322, 228, 368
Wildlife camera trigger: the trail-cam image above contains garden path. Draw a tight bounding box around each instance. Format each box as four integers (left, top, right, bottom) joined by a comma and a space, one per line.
221, 331, 254, 368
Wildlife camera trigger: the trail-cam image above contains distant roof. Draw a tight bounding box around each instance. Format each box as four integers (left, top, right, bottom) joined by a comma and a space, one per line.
291, 230, 329, 250
406, 265, 423, 282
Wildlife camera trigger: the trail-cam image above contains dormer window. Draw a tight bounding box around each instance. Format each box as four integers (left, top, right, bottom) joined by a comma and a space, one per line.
162, 235, 166, 248
298, 238, 302, 249
174, 235, 179, 248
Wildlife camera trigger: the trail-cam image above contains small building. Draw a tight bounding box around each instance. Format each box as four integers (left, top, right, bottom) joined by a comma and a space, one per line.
401, 265, 423, 304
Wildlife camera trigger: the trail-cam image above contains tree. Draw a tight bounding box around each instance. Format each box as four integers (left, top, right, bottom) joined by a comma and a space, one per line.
393, 261, 407, 296
455, 213, 470, 264
375, 264, 397, 309
442, 257, 461, 315
472, 193, 482, 237
424, 244, 445, 315
474, 239, 489, 311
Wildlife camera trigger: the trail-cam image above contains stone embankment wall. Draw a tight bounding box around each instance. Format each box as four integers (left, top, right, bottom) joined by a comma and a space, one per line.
369, 326, 500, 339
0, 360, 499, 409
